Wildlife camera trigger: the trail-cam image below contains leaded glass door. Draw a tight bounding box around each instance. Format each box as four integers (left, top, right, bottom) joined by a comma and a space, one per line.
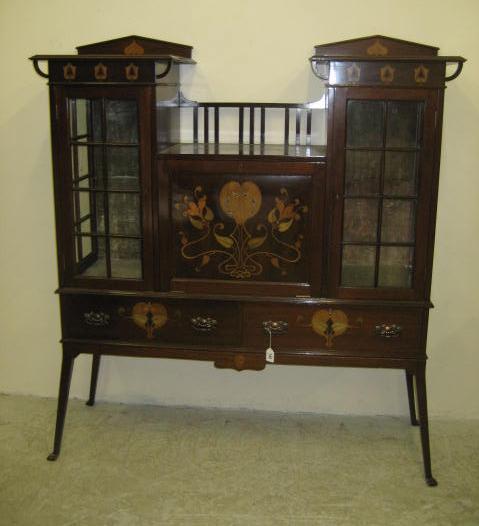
55, 87, 153, 289
329, 88, 438, 300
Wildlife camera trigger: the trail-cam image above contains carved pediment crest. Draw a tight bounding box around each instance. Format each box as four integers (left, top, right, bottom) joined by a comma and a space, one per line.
367, 39, 389, 56
124, 39, 145, 55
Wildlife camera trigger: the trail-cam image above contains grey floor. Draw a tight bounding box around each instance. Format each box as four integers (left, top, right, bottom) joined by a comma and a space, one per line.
0, 395, 478, 525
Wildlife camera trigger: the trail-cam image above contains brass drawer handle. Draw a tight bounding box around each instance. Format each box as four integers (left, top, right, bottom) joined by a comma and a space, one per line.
263, 320, 288, 335
375, 324, 402, 338
84, 311, 110, 327
190, 316, 218, 332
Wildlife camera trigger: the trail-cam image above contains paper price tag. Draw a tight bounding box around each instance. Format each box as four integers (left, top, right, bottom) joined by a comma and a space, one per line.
266, 347, 275, 363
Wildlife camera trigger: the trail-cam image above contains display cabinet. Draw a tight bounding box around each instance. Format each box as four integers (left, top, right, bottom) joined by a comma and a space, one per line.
31, 34, 465, 485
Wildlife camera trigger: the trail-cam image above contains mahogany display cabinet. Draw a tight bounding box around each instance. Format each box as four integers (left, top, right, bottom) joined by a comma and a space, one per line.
30, 34, 465, 485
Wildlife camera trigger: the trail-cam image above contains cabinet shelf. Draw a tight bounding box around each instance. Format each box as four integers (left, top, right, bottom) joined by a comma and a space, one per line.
158, 142, 327, 159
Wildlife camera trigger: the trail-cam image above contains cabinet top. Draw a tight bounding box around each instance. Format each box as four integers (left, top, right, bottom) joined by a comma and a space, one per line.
30, 35, 195, 83
30, 34, 195, 62
310, 35, 465, 86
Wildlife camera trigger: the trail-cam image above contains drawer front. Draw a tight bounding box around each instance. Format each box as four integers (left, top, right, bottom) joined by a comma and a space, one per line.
243, 303, 424, 355
61, 295, 241, 346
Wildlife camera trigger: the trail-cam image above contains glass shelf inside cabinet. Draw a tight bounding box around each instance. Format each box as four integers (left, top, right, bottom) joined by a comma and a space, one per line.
69, 97, 143, 280
341, 99, 421, 289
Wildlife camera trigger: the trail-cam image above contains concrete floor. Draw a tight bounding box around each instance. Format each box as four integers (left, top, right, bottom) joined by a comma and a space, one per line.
0, 395, 478, 525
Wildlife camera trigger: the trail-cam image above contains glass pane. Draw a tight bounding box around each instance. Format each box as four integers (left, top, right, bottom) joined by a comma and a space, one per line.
91, 99, 102, 141
76, 236, 106, 278
69, 99, 88, 140
108, 193, 141, 236
81, 235, 92, 256
105, 100, 138, 143
106, 147, 139, 191
378, 247, 413, 288
110, 238, 142, 279
341, 245, 376, 287
69, 98, 103, 141
346, 101, 384, 148
74, 191, 105, 234
79, 218, 91, 234
384, 152, 417, 196
381, 200, 415, 243
72, 146, 103, 189
74, 234, 92, 263
345, 150, 381, 195
343, 198, 378, 242
78, 191, 91, 219
71, 145, 91, 182
386, 101, 421, 148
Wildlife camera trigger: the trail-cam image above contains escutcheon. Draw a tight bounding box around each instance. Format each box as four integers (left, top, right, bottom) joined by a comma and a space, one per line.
118, 302, 168, 339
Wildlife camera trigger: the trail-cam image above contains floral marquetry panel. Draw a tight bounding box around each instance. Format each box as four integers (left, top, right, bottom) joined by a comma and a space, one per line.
171, 173, 312, 284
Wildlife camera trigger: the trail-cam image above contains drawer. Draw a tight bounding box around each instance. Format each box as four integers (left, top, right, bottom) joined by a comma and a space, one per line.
243, 303, 424, 355
61, 294, 241, 346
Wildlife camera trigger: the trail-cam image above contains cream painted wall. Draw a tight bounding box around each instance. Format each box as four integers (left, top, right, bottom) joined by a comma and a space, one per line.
1, 0, 478, 418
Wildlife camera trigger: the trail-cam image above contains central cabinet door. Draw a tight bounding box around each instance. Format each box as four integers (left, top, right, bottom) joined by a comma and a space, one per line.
159, 159, 324, 296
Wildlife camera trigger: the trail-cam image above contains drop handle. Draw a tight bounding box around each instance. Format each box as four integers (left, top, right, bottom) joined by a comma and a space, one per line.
262, 320, 288, 335
83, 311, 110, 327
375, 324, 402, 338
190, 316, 218, 332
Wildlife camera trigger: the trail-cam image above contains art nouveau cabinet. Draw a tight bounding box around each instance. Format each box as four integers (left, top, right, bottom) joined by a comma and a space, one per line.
30, 34, 465, 485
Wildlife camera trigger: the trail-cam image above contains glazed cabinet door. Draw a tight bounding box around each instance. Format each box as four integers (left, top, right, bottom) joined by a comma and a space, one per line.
328, 87, 438, 300
159, 159, 324, 297
52, 86, 154, 290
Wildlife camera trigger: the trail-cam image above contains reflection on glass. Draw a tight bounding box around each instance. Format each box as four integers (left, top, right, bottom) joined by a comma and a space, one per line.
381, 200, 415, 243
386, 102, 421, 148
73, 191, 104, 234
69, 97, 142, 281
78, 191, 91, 219
110, 238, 142, 279
106, 147, 139, 190
343, 198, 378, 242
108, 193, 141, 236
105, 100, 138, 143
347, 101, 384, 148
378, 246, 413, 287
70, 99, 88, 140
76, 236, 106, 278
79, 218, 91, 234
345, 150, 381, 195
341, 245, 376, 287
384, 152, 417, 196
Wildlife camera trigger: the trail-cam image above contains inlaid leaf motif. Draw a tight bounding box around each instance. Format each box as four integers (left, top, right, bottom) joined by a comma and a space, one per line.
214, 232, 234, 248
204, 207, 214, 221
271, 257, 280, 269
278, 218, 294, 232
199, 254, 210, 268
189, 215, 205, 230
247, 234, 267, 249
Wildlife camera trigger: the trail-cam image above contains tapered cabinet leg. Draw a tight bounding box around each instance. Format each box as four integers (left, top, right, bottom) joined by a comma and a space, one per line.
405, 370, 419, 426
47, 349, 76, 461
415, 364, 438, 486
86, 354, 101, 407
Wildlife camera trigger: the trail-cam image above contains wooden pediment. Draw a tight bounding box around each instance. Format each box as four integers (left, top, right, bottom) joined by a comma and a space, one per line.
76, 35, 193, 58
314, 35, 439, 58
